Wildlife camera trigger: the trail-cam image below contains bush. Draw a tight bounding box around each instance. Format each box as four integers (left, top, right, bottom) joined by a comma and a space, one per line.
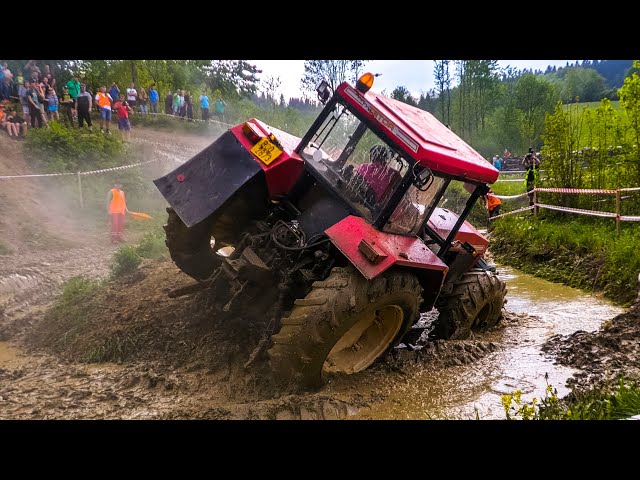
24, 121, 127, 172
59, 276, 101, 304
134, 231, 167, 259
110, 245, 142, 277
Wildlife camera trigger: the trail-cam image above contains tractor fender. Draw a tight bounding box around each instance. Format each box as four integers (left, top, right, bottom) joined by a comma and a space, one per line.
325, 215, 449, 280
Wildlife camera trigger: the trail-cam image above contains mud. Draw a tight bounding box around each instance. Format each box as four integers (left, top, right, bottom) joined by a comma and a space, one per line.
1, 127, 637, 420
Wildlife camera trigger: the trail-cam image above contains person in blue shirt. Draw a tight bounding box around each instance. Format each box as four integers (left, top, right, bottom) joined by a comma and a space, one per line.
109, 82, 120, 107
215, 96, 226, 123
149, 84, 159, 114
199, 92, 209, 122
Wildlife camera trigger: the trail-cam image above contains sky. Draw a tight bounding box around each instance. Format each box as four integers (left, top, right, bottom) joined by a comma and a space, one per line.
250, 60, 579, 101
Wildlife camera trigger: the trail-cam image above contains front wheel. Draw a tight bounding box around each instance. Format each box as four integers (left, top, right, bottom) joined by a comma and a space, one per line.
267, 266, 423, 390
432, 270, 507, 340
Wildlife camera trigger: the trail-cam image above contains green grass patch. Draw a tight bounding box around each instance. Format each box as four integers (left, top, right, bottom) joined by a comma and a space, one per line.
490, 214, 640, 305
134, 231, 168, 260
83, 331, 142, 363
110, 245, 142, 277
503, 377, 640, 420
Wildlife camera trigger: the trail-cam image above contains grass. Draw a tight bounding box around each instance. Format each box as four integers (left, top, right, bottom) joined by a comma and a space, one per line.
503, 376, 640, 420
83, 331, 141, 363
489, 213, 640, 305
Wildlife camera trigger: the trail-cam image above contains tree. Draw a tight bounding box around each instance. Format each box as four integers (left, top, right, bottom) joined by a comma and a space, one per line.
514, 74, 557, 148
300, 60, 367, 95
619, 61, 640, 184
203, 60, 260, 99
390, 86, 417, 106
261, 75, 281, 106
434, 60, 452, 125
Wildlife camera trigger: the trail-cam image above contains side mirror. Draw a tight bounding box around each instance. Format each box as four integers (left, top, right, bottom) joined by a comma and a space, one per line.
412, 163, 433, 191
316, 80, 332, 104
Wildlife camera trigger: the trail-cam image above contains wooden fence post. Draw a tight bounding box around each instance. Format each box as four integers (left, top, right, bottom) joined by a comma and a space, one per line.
533, 189, 537, 217
77, 171, 84, 209
616, 189, 621, 237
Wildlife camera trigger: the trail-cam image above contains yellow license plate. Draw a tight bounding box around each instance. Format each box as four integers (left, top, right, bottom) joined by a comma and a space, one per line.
251, 137, 283, 165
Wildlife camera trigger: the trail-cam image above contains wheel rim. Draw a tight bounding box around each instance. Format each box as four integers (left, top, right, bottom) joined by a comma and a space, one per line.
323, 305, 404, 375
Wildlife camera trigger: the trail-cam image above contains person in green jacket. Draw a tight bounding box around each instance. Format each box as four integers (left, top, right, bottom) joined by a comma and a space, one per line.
66, 74, 81, 119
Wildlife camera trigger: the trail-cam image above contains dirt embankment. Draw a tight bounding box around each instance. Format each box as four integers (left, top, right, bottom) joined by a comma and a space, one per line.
1, 127, 639, 419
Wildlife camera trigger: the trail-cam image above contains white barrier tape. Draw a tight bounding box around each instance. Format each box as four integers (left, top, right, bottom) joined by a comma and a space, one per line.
499, 170, 546, 175
0, 157, 161, 180
494, 192, 530, 200
620, 187, 640, 192
535, 187, 617, 195
147, 112, 234, 128
489, 205, 535, 220
620, 215, 640, 222
536, 203, 617, 218
0, 172, 75, 179
495, 178, 527, 183
78, 157, 161, 176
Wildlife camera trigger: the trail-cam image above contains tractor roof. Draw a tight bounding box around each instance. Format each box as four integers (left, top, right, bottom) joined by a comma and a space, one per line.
337, 83, 499, 184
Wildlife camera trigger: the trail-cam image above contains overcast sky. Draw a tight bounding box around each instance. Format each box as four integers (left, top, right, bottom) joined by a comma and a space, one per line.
250, 60, 579, 101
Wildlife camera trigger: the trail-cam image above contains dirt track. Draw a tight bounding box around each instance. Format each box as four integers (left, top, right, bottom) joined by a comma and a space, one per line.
1, 127, 638, 420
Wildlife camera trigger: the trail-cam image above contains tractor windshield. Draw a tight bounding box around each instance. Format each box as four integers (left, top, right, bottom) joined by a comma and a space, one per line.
300, 103, 407, 223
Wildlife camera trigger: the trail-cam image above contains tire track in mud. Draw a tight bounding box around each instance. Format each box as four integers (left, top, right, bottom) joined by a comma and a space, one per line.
0, 245, 116, 340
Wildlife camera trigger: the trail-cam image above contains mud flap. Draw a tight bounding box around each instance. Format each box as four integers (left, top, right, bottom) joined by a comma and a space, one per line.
153, 130, 264, 227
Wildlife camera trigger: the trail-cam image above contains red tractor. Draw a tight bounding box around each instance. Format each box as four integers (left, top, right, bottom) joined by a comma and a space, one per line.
154, 73, 506, 390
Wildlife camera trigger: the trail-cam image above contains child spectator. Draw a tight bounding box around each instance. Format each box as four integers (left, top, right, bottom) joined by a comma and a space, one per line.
113, 94, 133, 140
47, 89, 59, 121
7, 108, 27, 138
484, 188, 502, 219
60, 85, 74, 128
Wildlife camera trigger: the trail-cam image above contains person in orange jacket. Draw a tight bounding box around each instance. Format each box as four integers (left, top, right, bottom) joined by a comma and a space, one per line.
107, 181, 130, 243
484, 188, 502, 218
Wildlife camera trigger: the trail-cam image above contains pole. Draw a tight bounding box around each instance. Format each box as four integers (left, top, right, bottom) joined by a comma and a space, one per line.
533, 189, 537, 217
616, 189, 621, 237
77, 171, 84, 209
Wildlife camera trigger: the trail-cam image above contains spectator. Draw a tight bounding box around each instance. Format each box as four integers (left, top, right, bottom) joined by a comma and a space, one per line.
24, 60, 40, 83
109, 82, 120, 107
503, 148, 512, 159
200, 91, 209, 122
523, 147, 541, 207
32, 79, 49, 126
1, 62, 13, 101
42, 64, 56, 90
95, 85, 113, 134
165, 91, 173, 115
47, 88, 59, 121
113, 94, 134, 140
7, 108, 27, 138
172, 90, 180, 116
126, 82, 137, 111
76, 83, 93, 130
66, 74, 81, 120
483, 188, 502, 219
138, 86, 148, 115
494, 155, 502, 171
18, 80, 30, 125
0, 64, 5, 100
185, 91, 193, 120
26, 80, 44, 128
214, 95, 227, 123
107, 181, 129, 243
149, 84, 159, 114
60, 85, 74, 128
179, 90, 186, 118
15, 69, 24, 97
0, 104, 17, 138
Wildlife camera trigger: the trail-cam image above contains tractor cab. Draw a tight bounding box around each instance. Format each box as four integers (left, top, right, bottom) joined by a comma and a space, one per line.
295, 74, 499, 269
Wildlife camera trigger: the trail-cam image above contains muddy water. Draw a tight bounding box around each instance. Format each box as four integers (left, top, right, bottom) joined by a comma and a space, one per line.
354, 265, 624, 420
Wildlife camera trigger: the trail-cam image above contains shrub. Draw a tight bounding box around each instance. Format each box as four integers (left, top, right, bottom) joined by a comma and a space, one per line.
110, 245, 142, 277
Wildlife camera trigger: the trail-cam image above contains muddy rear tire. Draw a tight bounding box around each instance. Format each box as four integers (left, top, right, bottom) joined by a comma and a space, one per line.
267, 266, 423, 391
432, 270, 506, 340
163, 193, 255, 281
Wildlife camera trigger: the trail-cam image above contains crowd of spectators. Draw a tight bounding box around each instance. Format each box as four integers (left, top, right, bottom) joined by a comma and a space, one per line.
1, 61, 223, 140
